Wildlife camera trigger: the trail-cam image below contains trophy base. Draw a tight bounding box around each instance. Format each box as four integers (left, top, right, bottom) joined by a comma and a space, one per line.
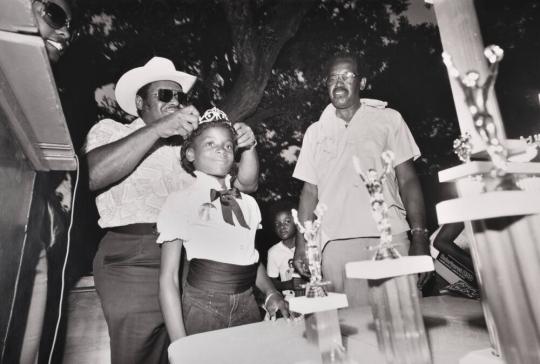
305, 282, 329, 298
288, 293, 349, 364
460, 348, 503, 364
345, 255, 434, 280
473, 138, 536, 162
287, 292, 348, 315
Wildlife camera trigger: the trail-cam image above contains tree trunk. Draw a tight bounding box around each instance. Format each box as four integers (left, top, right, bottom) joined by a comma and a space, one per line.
219, 0, 315, 123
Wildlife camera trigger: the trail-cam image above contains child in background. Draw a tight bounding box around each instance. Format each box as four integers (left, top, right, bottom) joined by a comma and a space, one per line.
157, 108, 289, 341
267, 202, 307, 297
425, 182, 478, 299
430, 222, 479, 299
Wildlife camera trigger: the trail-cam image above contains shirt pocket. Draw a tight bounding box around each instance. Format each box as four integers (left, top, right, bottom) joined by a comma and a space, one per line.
349, 137, 384, 171
315, 136, 338, 164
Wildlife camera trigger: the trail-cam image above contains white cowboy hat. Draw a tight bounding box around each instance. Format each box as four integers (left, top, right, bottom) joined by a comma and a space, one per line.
115, 57, 197, 116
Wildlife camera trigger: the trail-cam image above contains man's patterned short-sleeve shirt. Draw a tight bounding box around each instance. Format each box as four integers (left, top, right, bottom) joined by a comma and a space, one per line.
84, 118, 195, 228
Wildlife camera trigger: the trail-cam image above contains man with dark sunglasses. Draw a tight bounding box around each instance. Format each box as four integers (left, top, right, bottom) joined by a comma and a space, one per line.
32, 0, 72, 62
84, 57, 259, 364
16, 2, 76, 364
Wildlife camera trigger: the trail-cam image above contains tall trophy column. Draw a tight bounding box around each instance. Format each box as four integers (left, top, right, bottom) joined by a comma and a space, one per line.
438, 45, 540, 364
346, 151, 434, 364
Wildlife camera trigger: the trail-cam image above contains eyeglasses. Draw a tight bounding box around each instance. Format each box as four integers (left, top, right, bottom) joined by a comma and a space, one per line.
326, 71, 359, 85
155, 89, 189, 105
35, 1, 71, 30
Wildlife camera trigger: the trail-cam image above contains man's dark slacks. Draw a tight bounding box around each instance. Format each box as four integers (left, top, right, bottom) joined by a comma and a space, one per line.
93, 230, 169, 364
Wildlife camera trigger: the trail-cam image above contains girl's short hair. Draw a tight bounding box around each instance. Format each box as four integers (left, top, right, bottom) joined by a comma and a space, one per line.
180, 121, 238, 177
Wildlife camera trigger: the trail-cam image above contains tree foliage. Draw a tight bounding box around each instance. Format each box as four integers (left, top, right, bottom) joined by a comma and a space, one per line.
476, 0, 540, 139
57, 0, 540, 240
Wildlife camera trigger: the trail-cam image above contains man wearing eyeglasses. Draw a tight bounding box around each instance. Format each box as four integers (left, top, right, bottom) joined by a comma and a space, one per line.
293, 54, 431, 307
84, 57, 258, 364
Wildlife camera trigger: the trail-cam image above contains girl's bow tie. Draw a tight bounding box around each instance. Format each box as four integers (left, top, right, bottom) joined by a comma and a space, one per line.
210, 188, 249, 229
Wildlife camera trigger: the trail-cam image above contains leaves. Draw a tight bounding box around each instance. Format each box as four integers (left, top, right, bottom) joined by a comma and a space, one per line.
60, 0, 540, 205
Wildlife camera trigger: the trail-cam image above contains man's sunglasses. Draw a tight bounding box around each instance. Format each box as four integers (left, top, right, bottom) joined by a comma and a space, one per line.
36, 0, 71, 30
156, 89, 189, 105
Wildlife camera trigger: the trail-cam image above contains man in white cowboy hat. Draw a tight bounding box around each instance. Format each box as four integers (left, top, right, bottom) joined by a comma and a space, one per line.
84, 56, 258, 364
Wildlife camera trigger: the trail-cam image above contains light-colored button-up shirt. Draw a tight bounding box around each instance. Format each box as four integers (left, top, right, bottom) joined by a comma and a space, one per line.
293, 99, 420, 242
156, 171, 260, 266
84, 118, 195, 228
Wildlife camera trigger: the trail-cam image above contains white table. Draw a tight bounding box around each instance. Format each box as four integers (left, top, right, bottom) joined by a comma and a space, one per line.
169, 296, 491, 364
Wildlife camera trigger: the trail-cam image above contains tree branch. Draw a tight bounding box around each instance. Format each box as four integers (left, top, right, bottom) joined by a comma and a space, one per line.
219, 0, 315, 122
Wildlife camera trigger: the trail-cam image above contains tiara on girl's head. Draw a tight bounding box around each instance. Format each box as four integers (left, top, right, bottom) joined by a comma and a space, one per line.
199, 107, 231, 125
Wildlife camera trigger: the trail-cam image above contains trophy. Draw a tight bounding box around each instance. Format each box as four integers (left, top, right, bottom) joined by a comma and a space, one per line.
291, 204, 329, 297
438, 46, 540, 364
346, 151, 434, 364
288, 204, 349, 363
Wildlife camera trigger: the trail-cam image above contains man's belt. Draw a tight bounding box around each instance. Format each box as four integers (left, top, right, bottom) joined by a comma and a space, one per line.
107, 223, 156, 235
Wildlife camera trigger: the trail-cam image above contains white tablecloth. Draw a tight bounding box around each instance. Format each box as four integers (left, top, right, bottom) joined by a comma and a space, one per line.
169, 296, 491, 364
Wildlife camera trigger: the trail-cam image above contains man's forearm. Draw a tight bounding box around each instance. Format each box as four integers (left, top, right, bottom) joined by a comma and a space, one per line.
401, 178, 427, 233
295, 182, 319, 250
291, 182, 319, 277
395, 161, 427, 231
401, 180, 429, 254
395, 160, 430, 257
87, 124, 161, 191
234, 147, 259, 193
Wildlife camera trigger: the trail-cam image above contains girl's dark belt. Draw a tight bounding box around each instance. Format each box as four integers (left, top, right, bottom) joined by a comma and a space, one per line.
187, 258, 258, 294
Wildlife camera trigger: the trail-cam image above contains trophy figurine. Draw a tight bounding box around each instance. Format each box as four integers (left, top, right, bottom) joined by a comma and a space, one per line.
291, 204, 329, 297
346, 151, 434, 364
443, 45, 509, 175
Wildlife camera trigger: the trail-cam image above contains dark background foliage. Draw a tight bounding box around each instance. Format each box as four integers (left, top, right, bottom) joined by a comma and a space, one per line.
55, 0, 540, 269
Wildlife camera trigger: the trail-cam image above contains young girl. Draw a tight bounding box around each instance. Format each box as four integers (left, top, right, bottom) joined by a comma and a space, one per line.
157, 108, 290, 341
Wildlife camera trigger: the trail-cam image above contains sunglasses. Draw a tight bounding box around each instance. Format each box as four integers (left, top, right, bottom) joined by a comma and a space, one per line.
155, 89, 189, 105
36, 0, 71, 30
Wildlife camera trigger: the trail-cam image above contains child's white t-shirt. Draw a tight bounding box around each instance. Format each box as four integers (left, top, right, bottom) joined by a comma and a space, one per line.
157, 171, 260, 266
267, 241, 301, 281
